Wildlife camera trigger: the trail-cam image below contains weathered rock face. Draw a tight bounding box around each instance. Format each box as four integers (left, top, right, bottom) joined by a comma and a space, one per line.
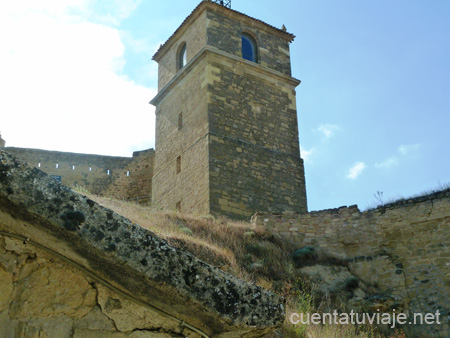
0, 150, 284, 337
0, 235, 185, 338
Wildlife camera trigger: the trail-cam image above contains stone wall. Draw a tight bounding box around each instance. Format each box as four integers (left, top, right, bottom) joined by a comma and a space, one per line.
206, 51, 307, 219
151, 2, 307, 220
155, 8, 207, 90
209, 133, 306, 219
153, 2, 295, 89
107, 149, 154, 203
5, 147, 154, 202
151, 54, 211, 214
252, 189, 450, 337
206, 9, 292, 76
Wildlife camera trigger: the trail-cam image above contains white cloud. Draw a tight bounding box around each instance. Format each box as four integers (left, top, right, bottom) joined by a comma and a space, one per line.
0, 0, 155, 156
346, 162, 366, 180
315, 124, 340, 139
375, 156, 399, 169
398, 143, 421, 156
300, 146, 314, 162
375, 143, 421, 170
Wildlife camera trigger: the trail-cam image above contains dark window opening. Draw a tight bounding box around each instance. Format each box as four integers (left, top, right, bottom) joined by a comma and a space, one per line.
178, 112, 183, 130
176, 156, 181, 174
242, 34, 257, 63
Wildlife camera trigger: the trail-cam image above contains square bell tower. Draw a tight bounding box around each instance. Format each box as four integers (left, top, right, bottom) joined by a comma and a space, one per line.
150, 0, 307, 219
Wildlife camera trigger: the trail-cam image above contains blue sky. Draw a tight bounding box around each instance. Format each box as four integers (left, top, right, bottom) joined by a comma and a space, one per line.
1, 0, 449, 211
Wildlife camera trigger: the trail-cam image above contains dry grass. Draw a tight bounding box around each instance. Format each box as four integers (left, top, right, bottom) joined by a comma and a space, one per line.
72, 190, 297, 284
73, 189, 415, 338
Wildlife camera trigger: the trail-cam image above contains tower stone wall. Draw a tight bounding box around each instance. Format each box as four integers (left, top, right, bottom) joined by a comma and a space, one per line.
151, 1, 307, 219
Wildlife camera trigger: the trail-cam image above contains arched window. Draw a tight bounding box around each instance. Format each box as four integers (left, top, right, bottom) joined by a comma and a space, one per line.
241, 34, 257, 63
178, 43, 187, 70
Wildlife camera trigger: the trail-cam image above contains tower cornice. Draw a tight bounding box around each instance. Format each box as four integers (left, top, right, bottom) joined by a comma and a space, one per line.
150, 46, 300, 107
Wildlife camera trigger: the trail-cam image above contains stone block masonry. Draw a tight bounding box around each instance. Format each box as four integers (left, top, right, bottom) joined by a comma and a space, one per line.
209, 133, 306, 218
205, 9, 292, 76
151, 1, 307, 219
207, 52, 307, 218
5, 147, 154, 203
253, 189, 450, 338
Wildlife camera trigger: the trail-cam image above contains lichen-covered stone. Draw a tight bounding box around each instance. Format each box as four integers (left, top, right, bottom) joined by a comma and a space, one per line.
0, 150, 284, 337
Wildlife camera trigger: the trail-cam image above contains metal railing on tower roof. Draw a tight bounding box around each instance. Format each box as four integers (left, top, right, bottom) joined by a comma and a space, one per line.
210, 0, 231, 9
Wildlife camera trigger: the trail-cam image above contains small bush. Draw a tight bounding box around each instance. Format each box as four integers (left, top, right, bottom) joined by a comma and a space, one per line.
292, 246, 317, 267
345, 276, 359, 291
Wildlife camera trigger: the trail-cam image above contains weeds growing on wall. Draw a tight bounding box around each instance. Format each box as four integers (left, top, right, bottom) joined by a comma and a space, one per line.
366, 181, 450, 210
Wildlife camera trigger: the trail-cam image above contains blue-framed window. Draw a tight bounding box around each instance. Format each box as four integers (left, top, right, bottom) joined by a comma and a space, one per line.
242, 34, 257, 63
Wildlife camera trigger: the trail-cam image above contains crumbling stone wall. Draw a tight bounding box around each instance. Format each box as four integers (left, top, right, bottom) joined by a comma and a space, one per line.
253, 190, 450, 337
5, 147, 154, 202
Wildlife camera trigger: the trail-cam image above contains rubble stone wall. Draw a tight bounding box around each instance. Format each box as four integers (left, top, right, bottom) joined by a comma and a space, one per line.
252, 189, 450, 337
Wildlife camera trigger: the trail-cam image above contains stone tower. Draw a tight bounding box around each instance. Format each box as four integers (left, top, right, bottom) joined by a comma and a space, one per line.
150, 0, 307, 219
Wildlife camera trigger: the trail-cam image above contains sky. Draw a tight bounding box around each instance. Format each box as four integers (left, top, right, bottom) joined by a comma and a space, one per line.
1, 0, 449, 211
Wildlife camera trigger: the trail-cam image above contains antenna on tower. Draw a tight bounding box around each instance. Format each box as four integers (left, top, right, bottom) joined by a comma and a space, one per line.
210, 0, 231, 9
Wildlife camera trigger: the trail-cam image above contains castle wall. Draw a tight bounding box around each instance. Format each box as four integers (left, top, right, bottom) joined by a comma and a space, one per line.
5, 147, 154, 201
107, 149, 154, 202
252, 189, 450, 337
